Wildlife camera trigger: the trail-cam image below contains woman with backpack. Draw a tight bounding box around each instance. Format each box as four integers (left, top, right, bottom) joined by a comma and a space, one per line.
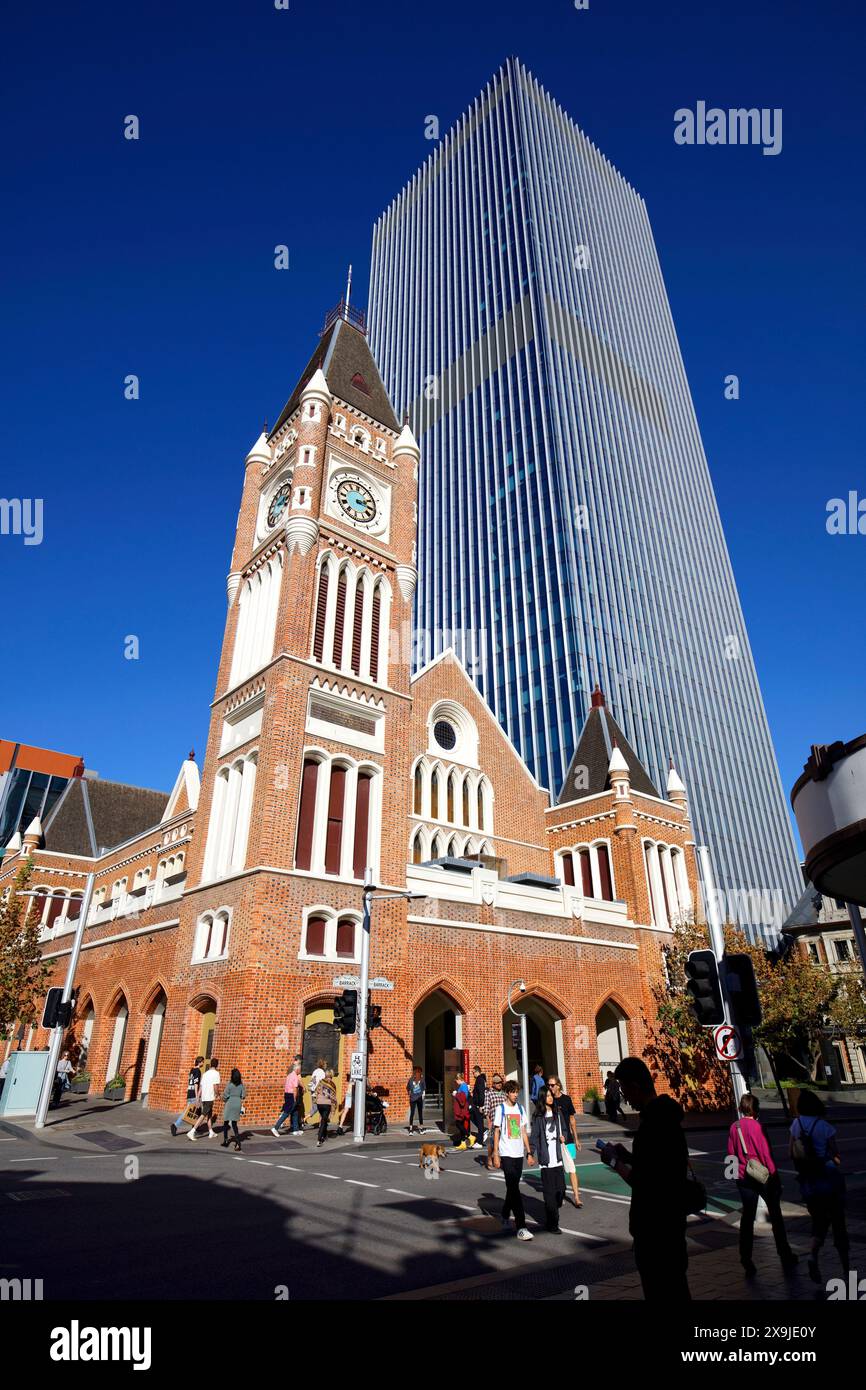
790, 1089, 849, 1283
726, 1093, 797, 1277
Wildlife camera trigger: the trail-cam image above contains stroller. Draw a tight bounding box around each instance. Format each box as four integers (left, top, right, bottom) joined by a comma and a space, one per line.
364, 1090, 388, 1136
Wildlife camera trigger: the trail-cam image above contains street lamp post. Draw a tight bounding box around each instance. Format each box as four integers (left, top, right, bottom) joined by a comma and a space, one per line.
31, 871, 96, 1129
507, 979, 530, 1117
352, 871, 427, 1144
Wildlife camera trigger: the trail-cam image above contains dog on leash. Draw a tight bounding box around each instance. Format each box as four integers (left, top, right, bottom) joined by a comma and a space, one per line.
419, 1142, 446, 1180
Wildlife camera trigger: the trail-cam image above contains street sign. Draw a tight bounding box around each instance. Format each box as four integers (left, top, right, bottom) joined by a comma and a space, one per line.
713, 1023, 743, 1061
332, 974, 361, 989
350, 1051, 365, 1081
369, 976, 394, 991
511, 1022, 521, 1051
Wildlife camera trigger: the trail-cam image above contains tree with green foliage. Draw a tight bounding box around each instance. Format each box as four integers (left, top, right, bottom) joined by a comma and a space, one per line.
0, 859, 49, 1040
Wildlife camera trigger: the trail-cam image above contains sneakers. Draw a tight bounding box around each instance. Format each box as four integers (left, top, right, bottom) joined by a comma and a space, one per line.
468, 1137, 476, 1147
516, 1227, 534, 1241
170, 1123, 178, 1136
207, 1130, 218, 1138
455, 1141, 467, 1151
317, 1140, 324, 1148
187, 1130, 198, 1141
271, 1127, 282, 1137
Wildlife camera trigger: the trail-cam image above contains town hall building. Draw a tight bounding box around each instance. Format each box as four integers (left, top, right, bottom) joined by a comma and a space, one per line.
1, 302, 700, 1124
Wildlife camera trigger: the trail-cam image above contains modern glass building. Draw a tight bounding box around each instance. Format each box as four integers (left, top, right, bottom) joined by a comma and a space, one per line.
368, 57, 802, 932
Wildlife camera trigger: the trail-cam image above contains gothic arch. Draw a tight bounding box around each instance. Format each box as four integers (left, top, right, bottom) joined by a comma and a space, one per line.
589, 987, 637, 1023
408, 974, 478, 1018
500, 979, 572, 1022
142, 978, 170, 1014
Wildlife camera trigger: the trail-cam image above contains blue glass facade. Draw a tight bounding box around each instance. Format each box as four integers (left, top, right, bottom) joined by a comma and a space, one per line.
368, 58, 802, 931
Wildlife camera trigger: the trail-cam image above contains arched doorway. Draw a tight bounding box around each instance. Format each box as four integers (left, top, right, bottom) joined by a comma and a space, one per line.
301, 1001, 346, 1111
502, 995, 565, 1102
413, 988, 463, 1119
595, 1000, 629, 1083
76, 1000, 95, 1070
190, 996, 218, 1063
141, 991, 167, 1103
105, 995, 129, 1084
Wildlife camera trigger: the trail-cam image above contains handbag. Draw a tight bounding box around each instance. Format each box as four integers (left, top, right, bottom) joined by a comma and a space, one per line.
737, 1123, 769, 1185
683, 1163, 707, 1215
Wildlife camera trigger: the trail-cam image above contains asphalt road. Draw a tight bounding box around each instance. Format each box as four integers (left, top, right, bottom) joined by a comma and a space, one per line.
2, 1112, 864, 1301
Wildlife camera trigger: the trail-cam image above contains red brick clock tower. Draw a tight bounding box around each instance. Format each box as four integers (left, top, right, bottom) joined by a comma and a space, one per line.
154, 304, 421, 1120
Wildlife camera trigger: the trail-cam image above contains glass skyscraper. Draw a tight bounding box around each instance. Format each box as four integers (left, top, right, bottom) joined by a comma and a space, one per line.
368, 57, 801, 930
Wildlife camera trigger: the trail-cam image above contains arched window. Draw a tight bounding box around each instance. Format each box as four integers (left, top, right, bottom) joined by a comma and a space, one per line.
477, 780, 485, 831
231, 553, 282, 687
461, 776, 470, 826
312, 560, 330, 662
431, 768, 441, 821
577, 848, 593, 896
353, 770, 373, 879
447, 771, 457, 824
304, 914, 327, 956
335, 916, 356, 958
295, 757, 320, 871
332, 566, 348, 667
369, 581, 382, 682
203, 751, 258, 882
560, 852, 575, 887
413, 763, 423, 815
411, 830, 424, 864
596, 843, 613, 901
301, 909, 361, 962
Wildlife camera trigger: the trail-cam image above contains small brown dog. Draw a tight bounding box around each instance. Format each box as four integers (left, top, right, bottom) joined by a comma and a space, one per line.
419, 1143, 446, 1179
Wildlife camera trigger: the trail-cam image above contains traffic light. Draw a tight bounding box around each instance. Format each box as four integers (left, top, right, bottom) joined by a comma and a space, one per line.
41, 988, 64, 1030
367, 1003, 382, 1031
724, 953, 762, 1028
333, 990, 357, 1035
684, 949, 724, 1027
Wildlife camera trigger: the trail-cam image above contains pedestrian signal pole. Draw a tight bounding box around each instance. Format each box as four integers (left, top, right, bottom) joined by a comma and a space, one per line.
696, 846, 748, 1106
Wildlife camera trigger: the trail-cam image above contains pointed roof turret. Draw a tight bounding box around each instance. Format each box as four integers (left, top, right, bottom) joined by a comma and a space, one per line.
22, 815, 43, 847
667, 760, 687, 796
557, 684, 659, 802
394, 418, 420, 462
4, 830, 22, 855
245, 431, 271, 467
269, 313, 400, 436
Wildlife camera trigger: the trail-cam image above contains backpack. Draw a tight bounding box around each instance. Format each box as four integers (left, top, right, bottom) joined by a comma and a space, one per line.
791, 1119, 827, 1181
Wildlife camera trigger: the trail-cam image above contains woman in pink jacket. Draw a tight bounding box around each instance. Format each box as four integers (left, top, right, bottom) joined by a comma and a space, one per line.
726, 1092, 798, 1277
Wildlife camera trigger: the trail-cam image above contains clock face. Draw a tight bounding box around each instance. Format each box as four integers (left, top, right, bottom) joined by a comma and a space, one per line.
337, 478, 377, 525
267, 482, 292, 528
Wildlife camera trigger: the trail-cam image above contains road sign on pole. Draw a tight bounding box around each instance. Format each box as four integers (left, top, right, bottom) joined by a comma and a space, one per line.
332, 974, 361, 989
350, 1051, 364, 1081
369, 976, 394, 991
713, 1023, 743, 1061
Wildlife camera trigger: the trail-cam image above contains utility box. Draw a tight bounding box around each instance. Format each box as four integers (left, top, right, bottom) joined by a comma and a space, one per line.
0, 1050, 51, 1116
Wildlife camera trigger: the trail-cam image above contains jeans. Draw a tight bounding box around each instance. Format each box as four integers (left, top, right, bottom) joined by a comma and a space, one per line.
737, 1172, 794, 1265
500, 1156, 526, 1229
470, 1104, 485, 1142
222, 1120, 240, 1145
317, 1104, 331, 1143
541, 1165, 566, 1230
806, 1191, 849, 1268
274, 1094, 299, 1132
409, 1097, 424, 1127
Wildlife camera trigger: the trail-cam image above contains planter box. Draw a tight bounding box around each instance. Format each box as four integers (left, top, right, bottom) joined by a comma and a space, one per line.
582, 1100, 601, 1116
103, 1087, 126, 1101
70, 1080, 91, 1095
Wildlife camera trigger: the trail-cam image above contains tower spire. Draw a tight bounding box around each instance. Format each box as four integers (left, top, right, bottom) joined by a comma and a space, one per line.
345, 264, 353, 318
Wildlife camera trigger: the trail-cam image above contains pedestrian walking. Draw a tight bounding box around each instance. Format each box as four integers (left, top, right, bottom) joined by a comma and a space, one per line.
406, 1066, 425, 1133
492, 1078, 536, 1239
726, 1092, 797, 1277
314, 1069, 337, 1147
188, 1057, 221, 1140
600, 1056, 691, 1300
470, 1064, 487, 1145
790, 1089, 849, 1284
548, 1075, 582, 1208
220, 1069, 246, 1151
603, 1070, 621, 1123
271, 1058, 302, 1136
51, 1051, 74, 1108
483, 1073, 507, 1170
530, 1086, 568, 1233
453, 1082, 473, 1149
308, 1056, 327, 1131
171, 1055, 204, 1136
529, 1064, 545, 1105
336, 1073, 354, 1135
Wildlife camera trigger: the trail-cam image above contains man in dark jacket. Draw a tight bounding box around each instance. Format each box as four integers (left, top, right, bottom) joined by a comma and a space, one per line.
470, 1065, 487, 1145
601, 1056, 691, 1300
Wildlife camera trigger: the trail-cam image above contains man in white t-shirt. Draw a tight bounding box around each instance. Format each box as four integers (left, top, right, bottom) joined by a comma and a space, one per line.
189, 1058, 221, 1140
493, 1079, 536, 1240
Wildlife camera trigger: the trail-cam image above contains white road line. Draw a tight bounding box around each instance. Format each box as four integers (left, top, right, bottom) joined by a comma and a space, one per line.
8, 1157, 59, 1162
345, 1179, 378, 1188
372, 1157, 404, 1164
579, 1190, 630, 1204
0, 1138, 19, 1142
559, 1228, 607, 1242
276, 1165, 300, 1172
314, 1172, 341, 1180
248, 1160, 273, 1167
386, 1188, 418, 1198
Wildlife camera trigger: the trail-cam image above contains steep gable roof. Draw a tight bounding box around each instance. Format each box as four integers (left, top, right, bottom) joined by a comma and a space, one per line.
42, 777, 170, 857
557, 685, 659, 802
270, 317, 400, 436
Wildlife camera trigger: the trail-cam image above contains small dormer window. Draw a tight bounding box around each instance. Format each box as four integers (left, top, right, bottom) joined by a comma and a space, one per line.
351, 372, 371, 396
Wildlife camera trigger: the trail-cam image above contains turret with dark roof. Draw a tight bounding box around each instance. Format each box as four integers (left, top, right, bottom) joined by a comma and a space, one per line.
557, 684, 659, 802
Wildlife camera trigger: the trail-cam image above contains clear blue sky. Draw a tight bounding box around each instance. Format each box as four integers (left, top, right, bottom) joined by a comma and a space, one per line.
2, 0, 863, 852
